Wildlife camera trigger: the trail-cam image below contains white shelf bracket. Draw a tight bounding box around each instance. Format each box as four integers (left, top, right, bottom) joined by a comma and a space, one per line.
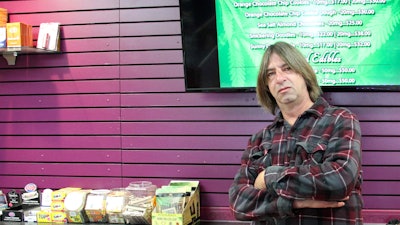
2, 51, 17, 65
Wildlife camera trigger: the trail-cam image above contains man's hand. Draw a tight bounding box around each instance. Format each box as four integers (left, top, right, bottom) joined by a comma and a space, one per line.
293, 197, 349, 209
255, 169, 348, 209
254, 170, 266, 190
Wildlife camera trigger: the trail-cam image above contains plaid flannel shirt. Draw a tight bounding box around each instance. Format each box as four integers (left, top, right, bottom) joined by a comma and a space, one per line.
229, 97, 363, 225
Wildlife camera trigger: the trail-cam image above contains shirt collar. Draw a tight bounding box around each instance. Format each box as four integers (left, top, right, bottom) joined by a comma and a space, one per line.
271, 96, 327, 126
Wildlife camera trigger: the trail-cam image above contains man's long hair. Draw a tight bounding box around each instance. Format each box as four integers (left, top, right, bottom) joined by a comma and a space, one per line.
256, 42, 322, 115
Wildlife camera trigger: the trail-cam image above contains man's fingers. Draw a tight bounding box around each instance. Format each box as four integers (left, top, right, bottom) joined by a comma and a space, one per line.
294, 199, 346, 209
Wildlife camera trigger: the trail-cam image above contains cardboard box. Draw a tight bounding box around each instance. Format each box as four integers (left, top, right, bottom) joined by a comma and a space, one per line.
6, 22, 33, 47
152, 181, 200, 225
0, 8, 7, 26
52, 187, 81, 201
36, 209, 52, 223
2, 209, 24, 222
0, 26, 6, 48
23, 206, 41, 222
51, 211, 68, 223
36, 22, 60, 51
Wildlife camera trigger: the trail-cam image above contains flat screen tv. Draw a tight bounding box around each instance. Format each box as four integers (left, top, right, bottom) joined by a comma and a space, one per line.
179, 0, 400, 92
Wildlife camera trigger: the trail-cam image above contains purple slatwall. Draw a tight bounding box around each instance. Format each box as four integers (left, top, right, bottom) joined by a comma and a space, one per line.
0, 0, 399, 223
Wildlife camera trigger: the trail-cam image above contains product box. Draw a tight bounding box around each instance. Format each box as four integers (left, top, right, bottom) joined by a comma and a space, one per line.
0, 26, 6, 48
51, 211, 67, 223
152, 180, 200, 225
22, 190, 41, 209
1, 209, 24, 222
23, 206, 41, 222
0, 8, 7, 47
36, 22, 60, 51
36, 209, 52, 223
7, 189, 22, 209
0, 8, 7, 25
51, 200, 65, 212
6, 22, 33, 47
52, 187, 81, 201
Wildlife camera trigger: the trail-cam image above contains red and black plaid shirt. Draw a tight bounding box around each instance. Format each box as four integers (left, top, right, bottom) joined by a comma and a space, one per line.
229, 97, 363, 225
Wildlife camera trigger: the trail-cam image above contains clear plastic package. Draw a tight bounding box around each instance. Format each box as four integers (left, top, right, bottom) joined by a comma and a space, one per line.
84, 189, 110, 223
123, 181, 157, 225
106, 188, 131, 224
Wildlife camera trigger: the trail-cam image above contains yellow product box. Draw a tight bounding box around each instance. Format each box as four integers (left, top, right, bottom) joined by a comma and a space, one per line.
152, 180, 200, 225
51, 211, 67, 223
6, 22, 33, 47
36, 210, 52, 223
52, 187, 81, 201
51, 200, 65, 212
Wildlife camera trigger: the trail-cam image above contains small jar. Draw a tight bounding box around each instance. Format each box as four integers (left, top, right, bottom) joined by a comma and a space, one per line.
106, 188, 131, 224
84, 189, 110, 223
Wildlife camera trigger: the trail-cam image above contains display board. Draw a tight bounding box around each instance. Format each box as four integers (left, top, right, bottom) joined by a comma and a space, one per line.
180, 0, 400, 91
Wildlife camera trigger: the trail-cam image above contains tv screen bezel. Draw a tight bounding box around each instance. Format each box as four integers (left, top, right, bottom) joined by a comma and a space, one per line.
179, 0, 400, 93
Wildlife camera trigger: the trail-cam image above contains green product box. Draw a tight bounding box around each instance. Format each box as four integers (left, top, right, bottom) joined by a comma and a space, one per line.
152, 180, 200, 225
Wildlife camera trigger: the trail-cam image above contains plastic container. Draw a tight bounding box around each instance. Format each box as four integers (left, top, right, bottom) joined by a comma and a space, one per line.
123, 181, 157, 224
0, 190, 8, 210
106, 188, 131, 224
84, 189, 110, 223
64, 190, 90, 223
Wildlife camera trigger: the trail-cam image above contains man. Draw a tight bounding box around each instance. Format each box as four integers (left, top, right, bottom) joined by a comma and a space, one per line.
229, 42, 363, 225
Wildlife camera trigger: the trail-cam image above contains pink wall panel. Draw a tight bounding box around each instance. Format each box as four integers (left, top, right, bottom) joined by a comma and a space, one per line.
120, 64, 184, 79
10, 10, 120, 26
120, 8, 180, 22
62, 24, 120, 39
121, 79, 185, 93
122, 136, 248, 150
4, 0, 119, 13
0, 122, 120, 135
121, 121, 270, 135
0, 136, 120, 149
120, 50, 183, 65
0, 162, 121, 176
0, 94, 120, 108
0, 66, 120, 81
0, 80, 120, 95
120, 0, 178, 8
121, 93, 258, 107
0, 149, 121, 162
0, 52, 120, 68
120, 36, 182, 51
120, 21, 181, 36
0, 108, 120, 122
122, 150, 242, 164
121, 107, 270, 121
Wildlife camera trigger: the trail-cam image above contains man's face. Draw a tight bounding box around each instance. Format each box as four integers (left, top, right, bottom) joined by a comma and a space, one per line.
266, 53, 309, 106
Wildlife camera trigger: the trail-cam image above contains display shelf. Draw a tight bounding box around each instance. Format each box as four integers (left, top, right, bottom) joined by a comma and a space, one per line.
0, 47, 60, 65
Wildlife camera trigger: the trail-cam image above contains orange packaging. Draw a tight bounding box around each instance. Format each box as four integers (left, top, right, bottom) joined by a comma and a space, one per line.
6, 22, 33, 47
0, 8, 7, 26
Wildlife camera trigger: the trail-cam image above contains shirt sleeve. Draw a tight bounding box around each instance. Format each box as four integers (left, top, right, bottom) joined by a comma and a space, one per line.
228, 131, 295, 221
265, 110, 362, 201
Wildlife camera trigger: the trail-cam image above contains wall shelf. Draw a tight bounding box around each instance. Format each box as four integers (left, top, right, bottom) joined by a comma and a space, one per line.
0, 47, 59, 65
